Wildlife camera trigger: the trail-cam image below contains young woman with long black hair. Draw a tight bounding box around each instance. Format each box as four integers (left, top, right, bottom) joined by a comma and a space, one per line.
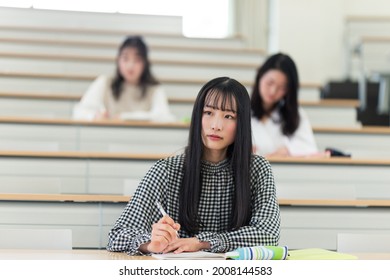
251, 53, 318, 157
107, 77, 280, 255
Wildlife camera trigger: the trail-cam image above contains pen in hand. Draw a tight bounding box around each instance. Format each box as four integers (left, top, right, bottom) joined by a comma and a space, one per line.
155, 201, 179, 238
156, 201, 168, 216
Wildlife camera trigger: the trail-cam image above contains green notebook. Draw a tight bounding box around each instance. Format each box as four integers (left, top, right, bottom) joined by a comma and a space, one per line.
288, 248, 357, 260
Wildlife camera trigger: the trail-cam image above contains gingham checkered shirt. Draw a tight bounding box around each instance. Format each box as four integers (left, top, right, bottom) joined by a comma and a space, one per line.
107, 154, 280, 255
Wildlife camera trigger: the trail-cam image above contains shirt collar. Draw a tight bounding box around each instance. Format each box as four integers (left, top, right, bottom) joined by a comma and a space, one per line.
200, 158, 231, 173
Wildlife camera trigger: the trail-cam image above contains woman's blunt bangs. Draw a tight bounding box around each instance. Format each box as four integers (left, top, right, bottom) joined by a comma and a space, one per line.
204, 88, 237, 113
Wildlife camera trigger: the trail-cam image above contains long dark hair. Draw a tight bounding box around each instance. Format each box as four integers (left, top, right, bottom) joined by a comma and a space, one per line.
111, 35, 159, 100
179, 77, 253, 234
250, 53, 300, 136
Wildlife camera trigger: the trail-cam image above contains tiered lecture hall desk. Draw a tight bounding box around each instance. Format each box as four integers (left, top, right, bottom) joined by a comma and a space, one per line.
0, 116, 389, 157
0, 87, 354, 126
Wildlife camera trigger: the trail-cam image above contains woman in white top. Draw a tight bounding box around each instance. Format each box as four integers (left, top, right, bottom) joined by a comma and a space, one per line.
251, 53, 319, 157
73, 36, 174, 122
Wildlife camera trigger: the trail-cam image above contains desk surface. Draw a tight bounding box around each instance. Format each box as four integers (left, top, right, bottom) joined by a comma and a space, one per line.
0, 249, 154, 260
0, 249, 389, 260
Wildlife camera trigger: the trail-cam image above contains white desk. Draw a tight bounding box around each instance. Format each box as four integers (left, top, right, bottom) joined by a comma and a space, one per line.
0, 249, 153, 260
0, 249, 389, 260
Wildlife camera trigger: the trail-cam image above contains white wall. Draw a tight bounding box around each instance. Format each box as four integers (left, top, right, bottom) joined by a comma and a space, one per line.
234, 0, 269, 50
271, 0, 390, 84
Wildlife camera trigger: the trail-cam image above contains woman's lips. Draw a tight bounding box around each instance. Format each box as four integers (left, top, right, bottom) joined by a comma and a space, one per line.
207, 134, 223, 140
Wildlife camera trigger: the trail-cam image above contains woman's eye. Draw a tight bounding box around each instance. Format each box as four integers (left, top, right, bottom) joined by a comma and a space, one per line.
203, 111, 212, 115
225, 114, 235, 119
119, 55, 128, 61
135, 56, 143, 63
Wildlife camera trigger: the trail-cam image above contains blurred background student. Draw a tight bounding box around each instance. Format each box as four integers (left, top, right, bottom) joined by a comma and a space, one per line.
73, 35, 175, 122
250, 53, 320, 158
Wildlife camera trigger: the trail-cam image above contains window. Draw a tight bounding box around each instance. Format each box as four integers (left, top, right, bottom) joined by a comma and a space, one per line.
0, 0, 232, 38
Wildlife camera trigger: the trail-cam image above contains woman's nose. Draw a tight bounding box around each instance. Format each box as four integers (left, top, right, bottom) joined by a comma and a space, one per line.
269, 85, 277, 95
126, 60, 135, 69
211, 117, 222, 131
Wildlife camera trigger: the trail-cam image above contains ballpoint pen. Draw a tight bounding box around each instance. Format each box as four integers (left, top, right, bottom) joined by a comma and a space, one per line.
155, 201, 179, 237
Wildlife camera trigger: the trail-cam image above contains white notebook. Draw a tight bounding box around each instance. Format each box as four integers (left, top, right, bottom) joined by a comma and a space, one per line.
152, 251, 225, 260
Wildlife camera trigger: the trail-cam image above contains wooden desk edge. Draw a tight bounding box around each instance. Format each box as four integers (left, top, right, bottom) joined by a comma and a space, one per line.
278, 199, 390, 207
0, 193, 130, 203
0, 150, 389, 165
1, 194, 390, 207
